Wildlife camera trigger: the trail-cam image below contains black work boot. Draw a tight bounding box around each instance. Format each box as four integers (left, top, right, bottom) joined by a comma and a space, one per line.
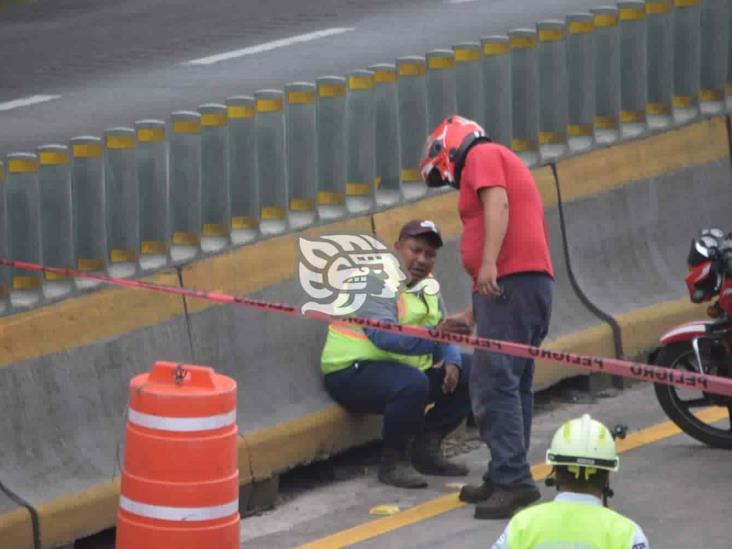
459, 479, 495, 503
411, 430, 469, 476
473, 485, 541, 520
378, 447, 428, 489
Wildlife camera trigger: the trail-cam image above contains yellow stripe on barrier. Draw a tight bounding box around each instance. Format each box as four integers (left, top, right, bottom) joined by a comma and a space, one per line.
619, 7, 645, 20
511, 138, 536, 152
288, 90, 316, 105
260, 206, 286, 220
539, 132, 565, 145
203, 224, 229, 237
510, 36, 535, 49
39, 151, 68, 165
620, 110, 644, 123
727, 83, 732, 95
78, 258, 105, 271
593, 14, 618, 27
319, 83, 346, 97
172, 119, 201, 134
201, 112, 228, 127
346, 182, 372, 196
227, 105, 255, 119
539, 28, 565, 42
348, 75, 374, 89
256, 98, 283, 113
141, 241, 168, 255
483, 42, 509, 56
136, 128, 166, 142
400, 169, 420, 182
73, 144, 102, 157
12, 276, 40, 290
0, 165, 4, 183
374, 176, 382, 189
8, 158, 37, 173
673, 95, 697, 108
172, 232, 200, 246
106, 135, 135, 149
567, 124, 593, 137
675, 0, 700, 6
290, 198, 315, 212
427, 56, 454, 70
317, 191, 344, 205
568, 21, 594, 34
398, 63, 425, 77
647, 102, 672, 115
454, 48, 480, 62
111, 249, 138, 263
231, 216, 256, 229
646, 1, 672, 14
700, 89, 723, 102
594, 115, 619, 129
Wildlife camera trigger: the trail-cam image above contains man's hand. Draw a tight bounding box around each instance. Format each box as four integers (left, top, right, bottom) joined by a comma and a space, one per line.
477, 261, 501, 296
442, 363, 461, 394
436, 309, 475, 335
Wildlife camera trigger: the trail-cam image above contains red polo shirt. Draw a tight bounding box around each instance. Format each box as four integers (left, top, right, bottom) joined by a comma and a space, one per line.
458, 142, 554, 284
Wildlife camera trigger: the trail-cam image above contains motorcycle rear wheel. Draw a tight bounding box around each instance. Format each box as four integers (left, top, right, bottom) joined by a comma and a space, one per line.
652, 342, 732, 449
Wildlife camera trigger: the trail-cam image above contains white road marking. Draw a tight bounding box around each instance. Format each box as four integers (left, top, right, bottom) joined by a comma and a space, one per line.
0, 94, 61, 112
184, 27, 356, 66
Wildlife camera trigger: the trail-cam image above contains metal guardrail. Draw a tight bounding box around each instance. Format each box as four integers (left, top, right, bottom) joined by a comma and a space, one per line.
0, 0, 728, 314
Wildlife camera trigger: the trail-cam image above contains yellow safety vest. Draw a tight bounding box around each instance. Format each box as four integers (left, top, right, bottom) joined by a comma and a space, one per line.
320, 290, 442, 375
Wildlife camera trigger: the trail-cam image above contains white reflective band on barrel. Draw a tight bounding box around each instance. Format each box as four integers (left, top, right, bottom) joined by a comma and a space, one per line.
119, 495, 239, 521
128, 408, 236, 432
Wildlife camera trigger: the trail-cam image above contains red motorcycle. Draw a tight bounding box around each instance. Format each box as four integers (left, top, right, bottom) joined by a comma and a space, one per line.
649, 228, 732, 449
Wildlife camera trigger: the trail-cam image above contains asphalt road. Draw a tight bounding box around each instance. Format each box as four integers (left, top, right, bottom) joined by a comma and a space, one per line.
243, 384, 732, 548
0, 0, 614, 155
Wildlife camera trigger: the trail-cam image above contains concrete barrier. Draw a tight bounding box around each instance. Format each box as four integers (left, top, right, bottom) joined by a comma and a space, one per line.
555, 116, 731, 358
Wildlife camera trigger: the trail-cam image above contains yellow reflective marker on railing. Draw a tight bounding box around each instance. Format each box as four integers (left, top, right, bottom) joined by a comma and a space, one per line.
348, 74, 374, 89
227, 105, 255, 119
318, 83, 346, 97
454, 48, 480, 62
173, 119, 201, 134
231, 216, 257, 229
427, 55, 454, 70
39, 151, 68, 165
510, 36, 536, 49
256, 98, 284, 112
317, 191, 343, 205
106, 135, 136, 149
619, 6, 645, 20
287, 90, 316, 104
539, 28, 565, 42
569, 21, 594, 34
594, 115, 619, 129
136, 127, 166, 142
202, 224, 229, 237
141, 241, 168, 255
398, 62, 425, 77
483, 42, 510, 56
8, 158, 38, 173
201, 113, 227, 127
539, 132, 566, 145
290, 198, 315, 212
12, 276, 41, 290
373, 67, 396, 83
260, 206, 286, 220
400, 169, 420, 182
567, 124, 594, 137
172, 232, 200, 246
646, 1, 672, 14
593, 14, 618, 27
345, 182, 372, 196
73, 143, 103, 157
620, 110, 644, 123
699, 90, 723, 102
77, 258, 105, 271
673, 95, 696, 108
647, 103, 672, 115
511, 138, 536, 152
675, 0, 700, 6
111, 249, 138, 263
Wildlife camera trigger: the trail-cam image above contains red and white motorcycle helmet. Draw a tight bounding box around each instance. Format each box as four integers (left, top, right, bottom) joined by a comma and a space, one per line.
419, 115, 490, 189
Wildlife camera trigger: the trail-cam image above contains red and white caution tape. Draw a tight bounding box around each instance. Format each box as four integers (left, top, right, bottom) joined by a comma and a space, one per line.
3, 258, 732, 398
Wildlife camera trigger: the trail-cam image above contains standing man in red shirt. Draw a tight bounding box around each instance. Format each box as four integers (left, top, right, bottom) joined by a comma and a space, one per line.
420, 116, 554, 519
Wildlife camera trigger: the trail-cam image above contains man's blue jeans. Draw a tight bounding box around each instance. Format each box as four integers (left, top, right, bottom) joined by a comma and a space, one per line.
324, 354, 472, 450
471, 272, 553, 488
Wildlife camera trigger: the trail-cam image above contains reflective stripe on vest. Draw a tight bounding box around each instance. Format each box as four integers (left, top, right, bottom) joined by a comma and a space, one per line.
507, 500, 637, 548
320, 290, 442, 375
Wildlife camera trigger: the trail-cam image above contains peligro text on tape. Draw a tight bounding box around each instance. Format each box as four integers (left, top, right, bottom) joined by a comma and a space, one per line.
2, 257, 731, 398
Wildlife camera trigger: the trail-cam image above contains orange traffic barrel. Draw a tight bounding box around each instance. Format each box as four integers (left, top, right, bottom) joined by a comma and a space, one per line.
116, 361, 240, 548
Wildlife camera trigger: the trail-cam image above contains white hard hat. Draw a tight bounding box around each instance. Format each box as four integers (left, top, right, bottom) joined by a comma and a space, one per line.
546, 414, 619, 472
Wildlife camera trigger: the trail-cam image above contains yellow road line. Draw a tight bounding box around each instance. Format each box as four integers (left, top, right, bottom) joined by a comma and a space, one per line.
296, 407, 728, 549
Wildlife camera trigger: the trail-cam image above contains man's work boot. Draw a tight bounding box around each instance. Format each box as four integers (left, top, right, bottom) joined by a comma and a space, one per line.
458, 479, 495, 503
473, 485, 541, 520
411, 430, 469, 476
378, 447, 428, 489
